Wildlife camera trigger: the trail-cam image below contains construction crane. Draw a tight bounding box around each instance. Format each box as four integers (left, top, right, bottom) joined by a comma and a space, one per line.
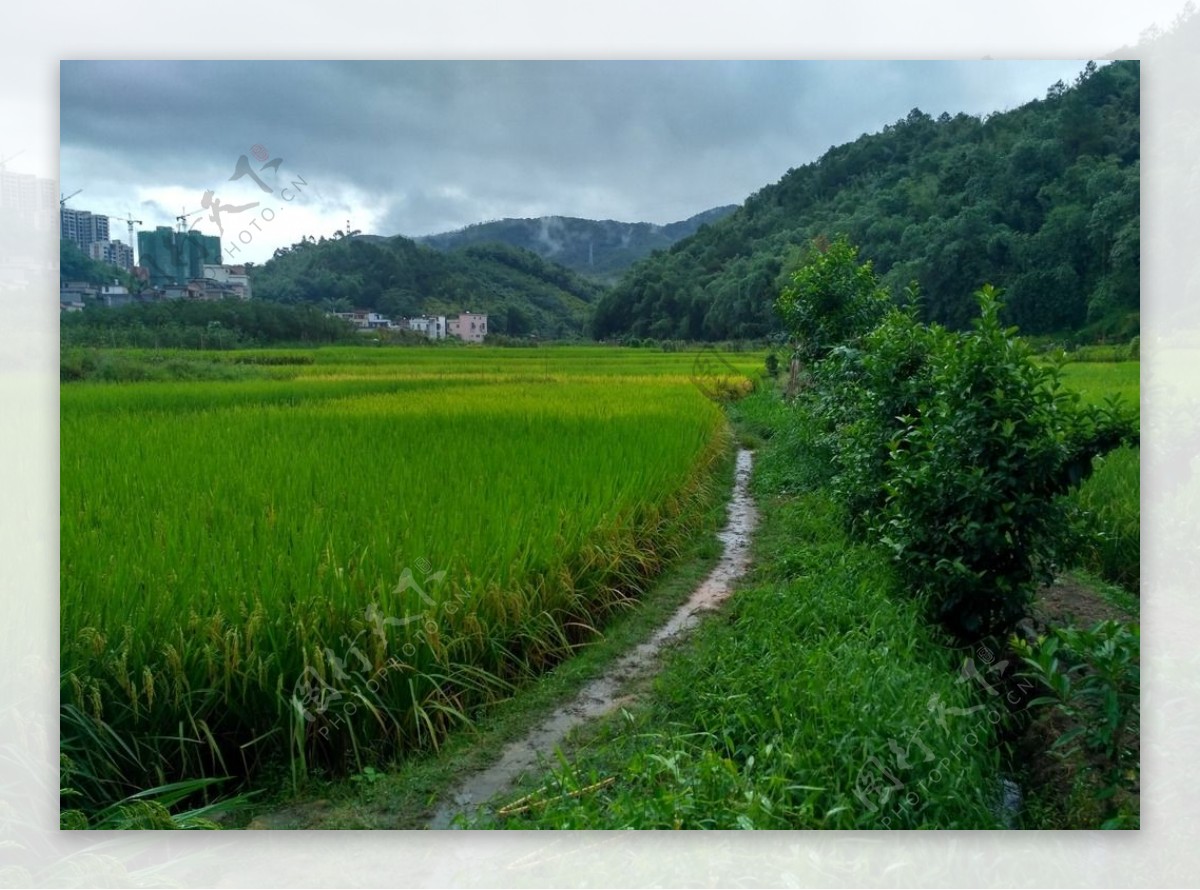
0, 149, 24, 173
107, 211, 143, 266
176, 206, 205, 233
60, 188, 83, 208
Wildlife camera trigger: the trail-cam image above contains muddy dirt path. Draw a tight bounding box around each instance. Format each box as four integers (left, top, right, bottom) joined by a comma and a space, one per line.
427, 448, 757, 828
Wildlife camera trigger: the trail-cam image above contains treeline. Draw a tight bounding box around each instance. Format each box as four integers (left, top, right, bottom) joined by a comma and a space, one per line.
60, 299, 358, 349
594, 60, 1139, 342
249, 233, 607, 338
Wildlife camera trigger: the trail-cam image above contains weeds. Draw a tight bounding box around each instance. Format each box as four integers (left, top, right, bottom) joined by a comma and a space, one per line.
1012, 620, 1140, 827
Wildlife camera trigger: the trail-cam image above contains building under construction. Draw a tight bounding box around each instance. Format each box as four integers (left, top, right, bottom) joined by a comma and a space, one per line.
136, 226, 222, 287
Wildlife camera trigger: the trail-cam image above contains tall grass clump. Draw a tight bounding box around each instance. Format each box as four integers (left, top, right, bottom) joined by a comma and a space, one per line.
1067, 445, 1140, 593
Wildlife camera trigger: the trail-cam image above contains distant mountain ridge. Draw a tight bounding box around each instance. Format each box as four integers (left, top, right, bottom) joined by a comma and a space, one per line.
413, 206, 739, 282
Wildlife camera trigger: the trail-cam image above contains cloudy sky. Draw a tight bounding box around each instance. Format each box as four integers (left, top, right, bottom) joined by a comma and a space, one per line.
60, 60, 1094, 264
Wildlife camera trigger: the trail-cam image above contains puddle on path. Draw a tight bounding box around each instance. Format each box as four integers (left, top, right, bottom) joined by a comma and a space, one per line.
428, 448, 757, 828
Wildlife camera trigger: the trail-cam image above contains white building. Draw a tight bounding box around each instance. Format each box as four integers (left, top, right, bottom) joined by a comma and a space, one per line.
334, 310, 393, 330
407, 315, 447, 340
99, 282, 133, 308
201, 263, 252, 299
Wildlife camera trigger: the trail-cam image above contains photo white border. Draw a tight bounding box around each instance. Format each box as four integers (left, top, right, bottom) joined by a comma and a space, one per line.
3, 1, 1196, 885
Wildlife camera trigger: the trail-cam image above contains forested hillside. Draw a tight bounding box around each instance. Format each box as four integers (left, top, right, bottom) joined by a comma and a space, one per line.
593, 60, 1139, 342
416, 206, 737, 283
249, 234, 607, 338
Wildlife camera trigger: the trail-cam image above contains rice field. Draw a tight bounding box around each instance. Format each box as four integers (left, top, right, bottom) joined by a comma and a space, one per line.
1058, 361, 1140, 414
60, 347, 758, 812
1059, 361, 1140, 594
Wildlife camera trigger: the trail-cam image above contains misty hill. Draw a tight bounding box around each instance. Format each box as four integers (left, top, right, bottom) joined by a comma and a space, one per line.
593, 60, 1139, 342
249, 234, 606, 339
415, 206, 738, 283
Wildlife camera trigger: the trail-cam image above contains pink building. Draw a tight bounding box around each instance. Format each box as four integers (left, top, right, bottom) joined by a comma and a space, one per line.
448, 311, 488, 343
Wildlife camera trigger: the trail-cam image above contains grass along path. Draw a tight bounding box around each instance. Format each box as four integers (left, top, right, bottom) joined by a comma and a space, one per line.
427, 448, 757, 828
462, 389, 1010, 829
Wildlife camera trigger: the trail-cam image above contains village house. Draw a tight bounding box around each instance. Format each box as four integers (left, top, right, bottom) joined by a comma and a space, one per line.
447, 311, 488, 343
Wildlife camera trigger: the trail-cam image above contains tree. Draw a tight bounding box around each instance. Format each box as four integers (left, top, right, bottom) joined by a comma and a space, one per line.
774, 235, 889, 363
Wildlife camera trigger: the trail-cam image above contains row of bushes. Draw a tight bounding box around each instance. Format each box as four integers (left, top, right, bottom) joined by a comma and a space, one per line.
777, 237, 1140, 827
778, 238, 1138, 639
60, 349, 264, 384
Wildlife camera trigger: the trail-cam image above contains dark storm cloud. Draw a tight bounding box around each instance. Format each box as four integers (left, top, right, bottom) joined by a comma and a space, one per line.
60, 60, 1089, 256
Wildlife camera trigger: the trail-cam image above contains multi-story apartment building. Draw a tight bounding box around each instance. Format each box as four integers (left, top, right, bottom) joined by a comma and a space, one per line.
137, 226, 221, 287
88, 239, 135, 272
60, 207, 110, 253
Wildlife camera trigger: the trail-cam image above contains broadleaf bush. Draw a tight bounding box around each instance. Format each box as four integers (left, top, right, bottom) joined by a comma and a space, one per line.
778, 239, 1137, 640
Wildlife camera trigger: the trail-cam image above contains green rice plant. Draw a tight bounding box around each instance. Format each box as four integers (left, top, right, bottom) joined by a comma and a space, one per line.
59, 752, 249, 830
1058, 361, 1140, 414
61, 347, 743, 817
1067, 446, 1140, 594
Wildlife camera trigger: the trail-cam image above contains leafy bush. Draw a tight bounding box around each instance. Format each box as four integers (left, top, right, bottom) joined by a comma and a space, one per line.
875, 287, 1101, 638
775, 236, 889, 365
777, 234, 1137, 640
806, 302, 937, 533
1011, 620, 1140, 827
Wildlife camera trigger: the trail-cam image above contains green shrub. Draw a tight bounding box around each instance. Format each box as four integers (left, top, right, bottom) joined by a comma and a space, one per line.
775, 238, 1137, 641
806, 303, 936, 534
875, 287, 1089, 639
1011, 620, 1140, 827
775, 235, 889, 365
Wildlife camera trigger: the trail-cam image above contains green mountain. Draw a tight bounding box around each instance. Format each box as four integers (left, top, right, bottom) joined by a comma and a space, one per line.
249, 234, 607, 338
592, 60, 1139, 342
415, 206, 738, 283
